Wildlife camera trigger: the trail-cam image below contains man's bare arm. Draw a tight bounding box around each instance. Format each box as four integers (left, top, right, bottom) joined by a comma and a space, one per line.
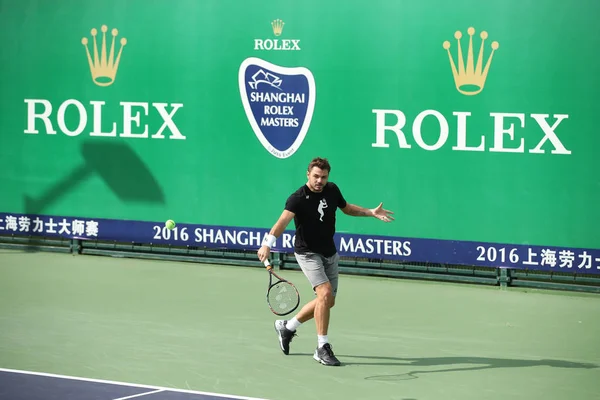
257, 210, 295, 262
341, 202, 394, 222
268, 210, 295, 237
341, 203, 374, 217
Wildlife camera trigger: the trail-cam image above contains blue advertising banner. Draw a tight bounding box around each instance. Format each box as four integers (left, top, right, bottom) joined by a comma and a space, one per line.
1, 212, 599, 274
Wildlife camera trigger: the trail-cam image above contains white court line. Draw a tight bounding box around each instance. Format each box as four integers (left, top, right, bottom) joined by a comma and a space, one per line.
0, 368, 269, 400
113, 389, 165, 400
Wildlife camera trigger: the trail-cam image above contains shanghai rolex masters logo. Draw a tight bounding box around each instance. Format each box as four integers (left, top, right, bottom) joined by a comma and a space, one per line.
81, 25, 127, 87
239, 57, 315, 159
443, 27, 499, 96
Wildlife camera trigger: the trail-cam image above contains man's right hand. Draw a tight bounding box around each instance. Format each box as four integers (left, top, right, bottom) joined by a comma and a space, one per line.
257, 245, 271, 263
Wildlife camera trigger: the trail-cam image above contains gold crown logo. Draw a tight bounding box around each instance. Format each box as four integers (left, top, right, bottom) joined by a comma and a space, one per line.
81, 25, 127, 87
271, 19, 284, 36
443, 27, 499, 96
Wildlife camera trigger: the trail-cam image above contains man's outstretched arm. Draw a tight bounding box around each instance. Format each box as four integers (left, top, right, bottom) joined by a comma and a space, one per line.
341, 202, 394, 222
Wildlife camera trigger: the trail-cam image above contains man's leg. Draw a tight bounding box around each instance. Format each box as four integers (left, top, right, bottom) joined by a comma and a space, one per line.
290, 291, 336, 324
311, 252, 340, 335
274, 252, 328, 355
293, 298, 317, 322
314, 281, 333, 336
312, 252, 340, 366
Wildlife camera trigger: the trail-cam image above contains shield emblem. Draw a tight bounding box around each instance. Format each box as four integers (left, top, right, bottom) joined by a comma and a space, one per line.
239, 57, 316, 159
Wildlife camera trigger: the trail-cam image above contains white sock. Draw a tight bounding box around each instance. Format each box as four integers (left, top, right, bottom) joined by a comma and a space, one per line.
286, 317, 301, 332
318, 335, 328, 348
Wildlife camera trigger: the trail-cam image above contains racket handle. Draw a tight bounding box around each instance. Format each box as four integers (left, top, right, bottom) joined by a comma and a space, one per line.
263, 259, 273, 270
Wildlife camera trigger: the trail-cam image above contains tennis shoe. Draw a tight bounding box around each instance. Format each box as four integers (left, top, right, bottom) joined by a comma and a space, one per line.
274, 320, 296, 355
314, 343, 341, 366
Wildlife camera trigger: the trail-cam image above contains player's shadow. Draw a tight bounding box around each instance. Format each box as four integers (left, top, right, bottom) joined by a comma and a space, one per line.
20, 140, 164, 251
353, 355, 598, 381
291, 354, 598, 379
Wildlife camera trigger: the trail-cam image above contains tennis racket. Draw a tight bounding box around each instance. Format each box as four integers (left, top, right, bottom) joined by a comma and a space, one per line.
263, 259, 300, 316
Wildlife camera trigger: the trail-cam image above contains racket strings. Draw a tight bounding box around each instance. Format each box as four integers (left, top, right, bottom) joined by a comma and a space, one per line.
268, 281, 297, 314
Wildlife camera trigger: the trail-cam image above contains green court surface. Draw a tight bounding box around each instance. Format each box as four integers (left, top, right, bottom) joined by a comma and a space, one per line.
0, 249, 599, 400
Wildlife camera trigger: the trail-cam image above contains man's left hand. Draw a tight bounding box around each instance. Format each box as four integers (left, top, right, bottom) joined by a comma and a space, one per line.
372, 202, 394, 222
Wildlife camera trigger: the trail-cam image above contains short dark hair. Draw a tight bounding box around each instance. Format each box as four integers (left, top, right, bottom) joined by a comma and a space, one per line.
307, 157, 331, 173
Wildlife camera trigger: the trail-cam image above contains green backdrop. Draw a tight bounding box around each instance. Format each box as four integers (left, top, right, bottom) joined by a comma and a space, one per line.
1, 0, 598, 249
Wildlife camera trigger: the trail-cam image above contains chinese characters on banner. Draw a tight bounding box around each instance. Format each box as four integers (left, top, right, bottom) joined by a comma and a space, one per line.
0, 215, 99, 237
523, 248, 597, 270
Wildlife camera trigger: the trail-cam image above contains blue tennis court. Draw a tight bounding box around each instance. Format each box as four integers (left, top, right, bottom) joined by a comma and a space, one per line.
0, 369, 267, 400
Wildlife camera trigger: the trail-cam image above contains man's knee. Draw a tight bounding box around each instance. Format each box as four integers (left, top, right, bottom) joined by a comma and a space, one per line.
315, 282, 335, 308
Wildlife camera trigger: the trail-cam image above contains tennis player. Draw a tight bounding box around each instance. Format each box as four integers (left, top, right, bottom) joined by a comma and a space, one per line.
257, 157, 394, 366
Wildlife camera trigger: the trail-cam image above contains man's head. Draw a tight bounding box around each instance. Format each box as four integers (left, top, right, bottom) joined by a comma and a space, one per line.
306, 157, 330, 192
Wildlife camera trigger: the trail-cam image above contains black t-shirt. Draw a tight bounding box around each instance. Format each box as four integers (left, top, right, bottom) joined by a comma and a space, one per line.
284, 182, 347, 257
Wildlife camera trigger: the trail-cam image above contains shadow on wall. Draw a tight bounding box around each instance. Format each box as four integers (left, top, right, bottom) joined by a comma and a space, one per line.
25, 140, 164, 214
22, 140, 164, 249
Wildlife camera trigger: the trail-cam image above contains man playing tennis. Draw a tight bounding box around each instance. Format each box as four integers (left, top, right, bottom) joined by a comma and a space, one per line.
257, 157, 394, 366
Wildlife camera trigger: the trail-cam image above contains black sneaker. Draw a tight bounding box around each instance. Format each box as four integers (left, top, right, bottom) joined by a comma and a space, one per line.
274, 320, 296, 355
313, 343, 341, 366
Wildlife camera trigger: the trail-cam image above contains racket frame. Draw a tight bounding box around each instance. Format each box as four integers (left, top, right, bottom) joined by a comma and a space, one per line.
264, 259, 300, 316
